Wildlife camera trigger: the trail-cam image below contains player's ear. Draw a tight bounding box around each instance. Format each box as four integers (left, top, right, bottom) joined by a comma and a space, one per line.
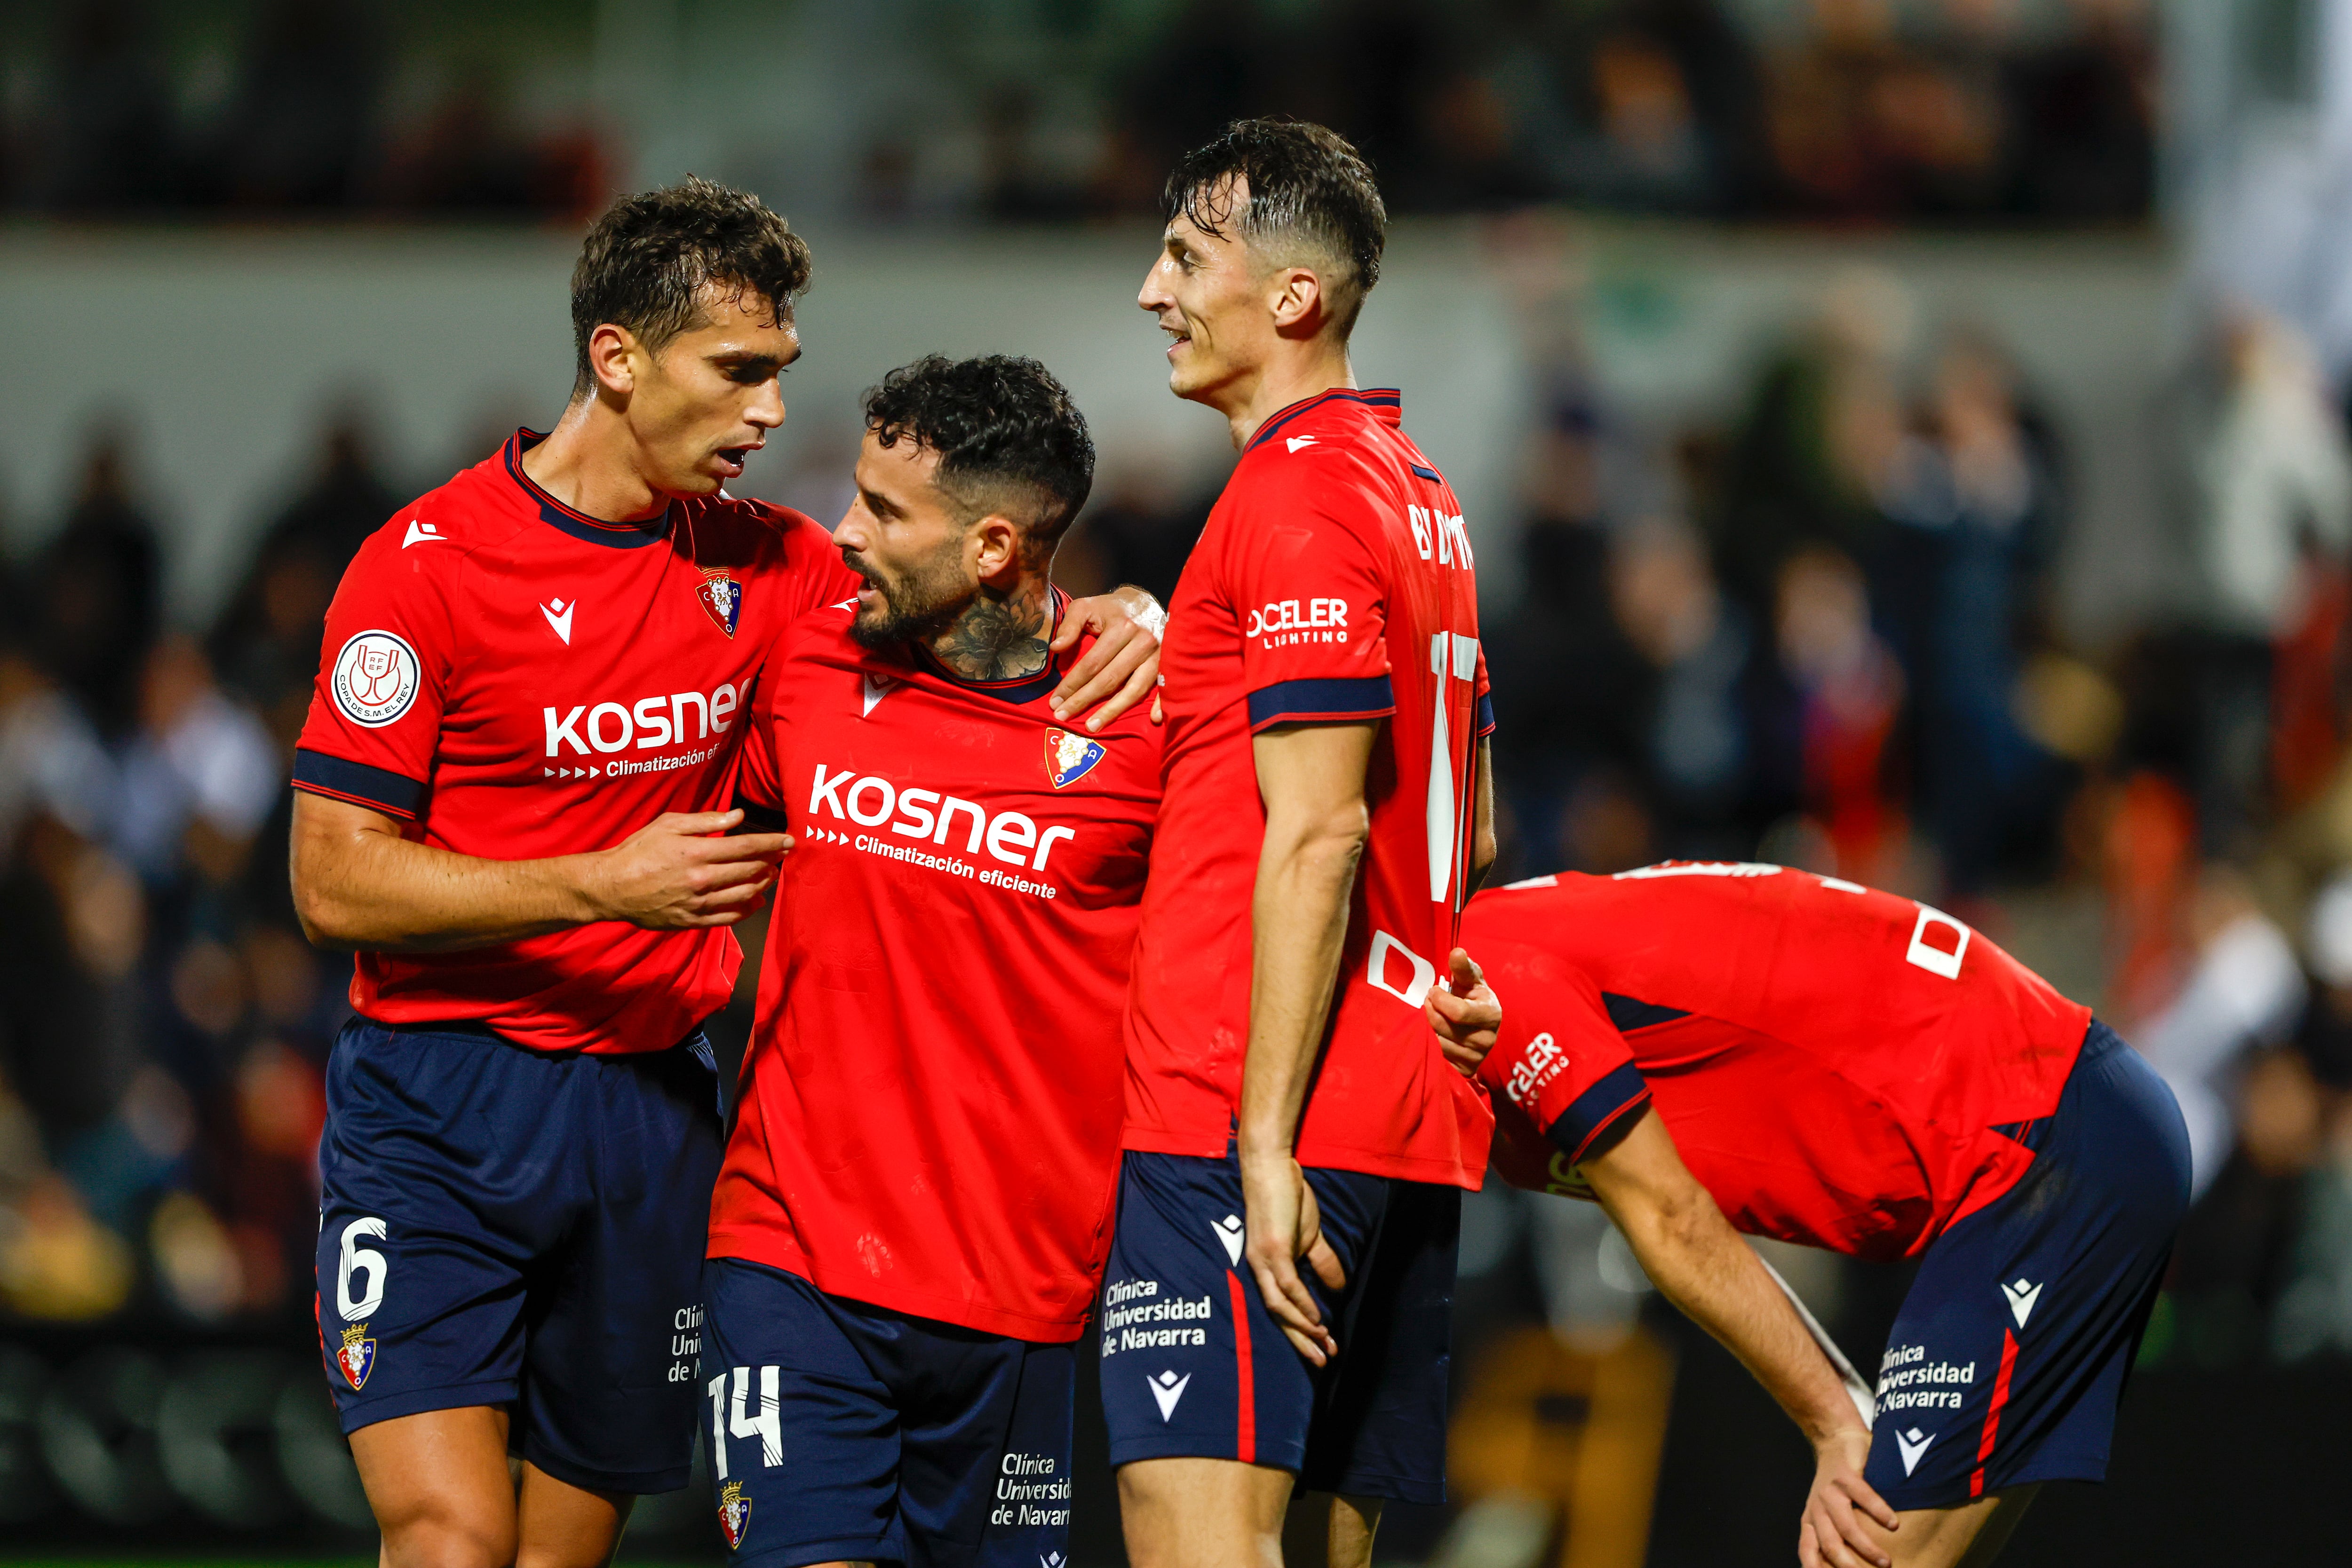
972, 515, 1024, 585
588, 323, 639, 398
1269, 267, 1325, 337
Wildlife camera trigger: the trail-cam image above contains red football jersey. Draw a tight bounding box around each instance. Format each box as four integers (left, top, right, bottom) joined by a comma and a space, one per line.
707, 598, 1163, 1340
1122, 389, 1497, 1188
292, 430, 855, 1054
1466, 864, 2095, 1259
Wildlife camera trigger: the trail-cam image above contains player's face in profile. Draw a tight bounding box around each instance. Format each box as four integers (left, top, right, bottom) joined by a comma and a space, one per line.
1138, 181, 1274, 403
622, 285, 800, 498
835, 432, 977, 648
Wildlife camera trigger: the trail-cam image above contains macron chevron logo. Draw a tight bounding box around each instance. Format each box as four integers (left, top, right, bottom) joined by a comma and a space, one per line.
402, 519, 445, 548
1896, 1427, 1934, 1476
1211, 1213, 1245, 1267
2001, 1278, 2043, 1329
1148, 1370, 1191, 1421
540, 597, 575, 644
862, 673, 896, 717
1286, 435, 1319, 454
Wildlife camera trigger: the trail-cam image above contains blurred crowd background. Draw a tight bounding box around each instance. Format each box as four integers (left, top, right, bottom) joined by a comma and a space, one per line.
4, 0, 2352, 1561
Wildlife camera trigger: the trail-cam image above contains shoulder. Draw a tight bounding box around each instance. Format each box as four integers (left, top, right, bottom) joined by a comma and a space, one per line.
356, 465, 528, 580
683, 493, 837, 572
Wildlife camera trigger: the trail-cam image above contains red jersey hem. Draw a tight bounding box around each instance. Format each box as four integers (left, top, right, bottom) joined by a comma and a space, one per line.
705, 1229, 1091, 1344
1120, 1125, 1490, 1190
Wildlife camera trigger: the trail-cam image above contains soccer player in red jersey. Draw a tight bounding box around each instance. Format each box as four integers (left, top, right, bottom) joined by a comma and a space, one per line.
289, 186, 1160, 1568
1470, 864, 2192, 1568
1106, 120, 1502, 1568
700, 354, 1155, 1568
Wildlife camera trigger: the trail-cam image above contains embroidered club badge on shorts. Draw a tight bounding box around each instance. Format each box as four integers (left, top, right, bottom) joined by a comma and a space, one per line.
697, 570, 742, 638
1044, 729, 1105, 789
717, 1481, 752, 1549
337, 1323, 376, 1391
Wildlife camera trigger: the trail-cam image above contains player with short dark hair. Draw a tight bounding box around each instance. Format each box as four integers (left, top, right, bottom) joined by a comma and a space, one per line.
1105, 119, 1499, 1568
290, 183, 1160, 1568
1471, 864, 2192, 1568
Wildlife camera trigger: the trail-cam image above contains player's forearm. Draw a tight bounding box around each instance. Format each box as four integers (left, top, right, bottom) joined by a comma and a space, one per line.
1615, 1193, 1866, 1447
292, 811, 604, 953
1236, 810, 1367, 1158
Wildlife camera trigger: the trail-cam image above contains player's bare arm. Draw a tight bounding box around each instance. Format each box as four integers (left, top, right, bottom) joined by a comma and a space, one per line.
291, 792, 788, 953
1577, 1109, 1897, 1568
1237, 718, 1376, 1367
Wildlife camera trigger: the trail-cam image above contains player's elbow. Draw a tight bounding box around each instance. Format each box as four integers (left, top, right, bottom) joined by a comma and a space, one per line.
290, 871, 364, 952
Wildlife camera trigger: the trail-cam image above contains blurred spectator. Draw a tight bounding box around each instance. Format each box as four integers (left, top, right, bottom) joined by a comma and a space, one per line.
1075, 458, 1211, 611
1609, 521, 1787, 858
1874, 327, 2068, 893
212, 412, 398, 739
1713, 269, 1914, 621
112, 637, 279, 893
1775, 546, 1904, 883
2137, 868, 2306, 1200
32, 435, 163, 740
2171, 311, 2352, 855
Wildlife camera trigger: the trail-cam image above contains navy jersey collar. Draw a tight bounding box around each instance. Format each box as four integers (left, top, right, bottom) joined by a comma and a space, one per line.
504, 430, 674, 549
1245, 388, 1403, 455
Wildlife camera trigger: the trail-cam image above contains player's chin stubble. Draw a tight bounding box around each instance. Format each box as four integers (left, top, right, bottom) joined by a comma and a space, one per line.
847, 548, 972, 651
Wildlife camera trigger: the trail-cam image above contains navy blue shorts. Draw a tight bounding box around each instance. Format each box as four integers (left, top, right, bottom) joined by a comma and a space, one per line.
313, 1016, 723, 1494
1097, 1149, 1459, 1504
699, 1259, 1076, 1568
1865, 1021, 2191, 1509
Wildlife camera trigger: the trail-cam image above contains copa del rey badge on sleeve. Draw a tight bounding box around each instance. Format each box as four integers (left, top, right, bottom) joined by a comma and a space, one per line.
696, 569, 742, 638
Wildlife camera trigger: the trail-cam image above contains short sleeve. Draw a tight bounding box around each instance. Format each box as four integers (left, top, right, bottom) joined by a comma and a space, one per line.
291, 531, 457, 821
1226, 480, 1396, 732
1474, 947, 1651, 1167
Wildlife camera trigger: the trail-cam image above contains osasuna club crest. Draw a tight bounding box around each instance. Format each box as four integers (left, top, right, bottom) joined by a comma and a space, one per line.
697, 570, 742, 638
1044, 729, 1105, 789
717, 1480, 752, 1550
337, 1323, 376, 1391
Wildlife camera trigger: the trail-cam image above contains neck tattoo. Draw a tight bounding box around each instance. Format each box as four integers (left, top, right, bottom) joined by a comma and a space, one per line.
932, 581, 1050, 681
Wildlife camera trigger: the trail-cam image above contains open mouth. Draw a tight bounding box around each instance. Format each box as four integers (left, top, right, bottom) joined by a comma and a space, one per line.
715, 443, 758, 475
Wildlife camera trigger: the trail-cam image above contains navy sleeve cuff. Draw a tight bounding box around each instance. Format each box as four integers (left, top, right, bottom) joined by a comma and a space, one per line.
293, 749, 426, 820
1247, 674, 1397, 733
1474, 692, 1496, 738
1544, 1061, 1652, 1165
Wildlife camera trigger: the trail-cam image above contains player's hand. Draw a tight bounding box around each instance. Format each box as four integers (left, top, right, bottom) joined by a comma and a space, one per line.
1797, 1425, 1897, 1568
1427, 948, 1500, 1077
1049, 587, 1164, 732
1238, 1148, 1345, 1366
588, 809, 791, 930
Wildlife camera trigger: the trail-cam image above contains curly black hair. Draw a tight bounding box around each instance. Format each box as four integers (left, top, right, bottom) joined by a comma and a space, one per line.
1164, 118, 1386, 338
863, 355, 1097, 560
569, 175, 813, 396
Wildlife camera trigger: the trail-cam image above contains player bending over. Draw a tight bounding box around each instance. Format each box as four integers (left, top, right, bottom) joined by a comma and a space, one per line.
1108, 119, 1500, 1568
699, 353, 1497, 1568
289, 184, 1158, 1568
1469, 864, 2191, 1568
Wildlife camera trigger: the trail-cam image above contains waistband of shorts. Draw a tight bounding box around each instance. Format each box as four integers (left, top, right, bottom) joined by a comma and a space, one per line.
345, 1013, 713, 1059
